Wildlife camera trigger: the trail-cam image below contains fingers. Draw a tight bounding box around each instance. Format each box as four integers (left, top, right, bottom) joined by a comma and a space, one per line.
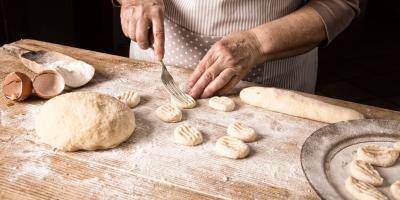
121, 6, 133, 39
200, 68, 237, 98
188, 49, 214, 88
126, 7, 137, 42
136, 18, 151, 49
120, 10, 128, 37
127, 17, 137, 41
217, 76, 241, 96
120, 1, 165, 52
152, 14, 165, 60
189, 60, 225, 99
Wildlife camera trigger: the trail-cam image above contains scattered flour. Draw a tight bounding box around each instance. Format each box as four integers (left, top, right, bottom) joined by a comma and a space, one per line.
1, 104, 41, 132
8, 161, 51, 182
2, 64, 330, 198
222, 175, 229, 182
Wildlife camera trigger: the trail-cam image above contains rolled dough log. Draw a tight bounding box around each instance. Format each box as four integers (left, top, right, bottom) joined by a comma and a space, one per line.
240, 87, 364, 123
35, 92, 135, 151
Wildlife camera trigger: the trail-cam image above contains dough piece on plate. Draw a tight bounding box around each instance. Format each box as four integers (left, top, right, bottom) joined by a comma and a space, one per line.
35, 92, 135, 151
171, 94, 196, 109
394, 142, 400, 151
156, 104, 182, 123
227, 121, 257, 142
349, 160, 383, 186
357, 145, 399, 167
215, 136, 250, 159
239, 87, 364, 123
117, 90, 140, 108
345, 176, 388, 200
209, 96, 235, 112
174, 124, 203, 146
391, 181, 400, 200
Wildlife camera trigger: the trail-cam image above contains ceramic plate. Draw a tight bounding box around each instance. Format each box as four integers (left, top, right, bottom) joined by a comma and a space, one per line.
301, 119, 400, 199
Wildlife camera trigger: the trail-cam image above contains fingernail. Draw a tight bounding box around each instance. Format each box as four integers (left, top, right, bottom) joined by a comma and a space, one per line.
189, 91, 197, 99
138, 42, 148, 49
201, 93, 210, 99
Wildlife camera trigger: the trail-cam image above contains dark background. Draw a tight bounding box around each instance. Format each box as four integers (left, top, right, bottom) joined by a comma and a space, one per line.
1, 0, 400, 110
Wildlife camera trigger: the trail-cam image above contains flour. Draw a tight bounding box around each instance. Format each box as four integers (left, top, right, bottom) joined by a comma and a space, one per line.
2, 63, 327, 198
1, 104, 41, 132
6, 144, 55, 182
26, 51, 95, 88
53, 60, 95, 88
8, 162, 50, 182
3, 138, 119, 199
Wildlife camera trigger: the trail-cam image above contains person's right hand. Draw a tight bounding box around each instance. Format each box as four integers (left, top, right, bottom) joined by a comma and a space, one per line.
120, 0, 165, 60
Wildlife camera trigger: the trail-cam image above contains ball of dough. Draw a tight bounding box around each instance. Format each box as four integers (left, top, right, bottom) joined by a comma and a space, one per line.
174, 124, 203, 146
345, 176, 387, 200
209, 96, 235, 112
215, 136, 250, 159
357, 145, 399, 167
391, 181, 400, 200
349, 160, 383, 186
117, 90, 140, 108
35, 92, 135, 151
227, 121, 257, 142
155, 104, 182, 123
170, 94, 196, 109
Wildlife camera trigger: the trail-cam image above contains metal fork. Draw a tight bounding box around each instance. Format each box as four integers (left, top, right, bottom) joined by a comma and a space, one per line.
159, 60, 193, 104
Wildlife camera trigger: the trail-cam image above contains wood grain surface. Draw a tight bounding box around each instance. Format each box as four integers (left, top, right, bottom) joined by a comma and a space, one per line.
1, 39, 400, 200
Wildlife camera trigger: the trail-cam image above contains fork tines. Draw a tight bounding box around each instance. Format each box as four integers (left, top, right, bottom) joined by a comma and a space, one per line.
160, 62, 192, 104
165, 80, 191, 104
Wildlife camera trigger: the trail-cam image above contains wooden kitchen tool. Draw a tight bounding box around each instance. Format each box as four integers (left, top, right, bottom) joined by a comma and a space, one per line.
2, 44, 95, 88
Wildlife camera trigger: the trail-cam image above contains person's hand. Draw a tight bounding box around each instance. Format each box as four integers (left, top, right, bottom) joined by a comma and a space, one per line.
120, 0, 165, 60
188, 30, 264, 99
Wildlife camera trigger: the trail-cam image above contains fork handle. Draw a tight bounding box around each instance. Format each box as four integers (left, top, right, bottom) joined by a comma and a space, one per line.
159, 60, 167, 69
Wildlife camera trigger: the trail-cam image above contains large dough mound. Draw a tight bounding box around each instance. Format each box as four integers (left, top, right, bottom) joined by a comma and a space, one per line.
240, 87, 364, 123
35, 92, 135, 151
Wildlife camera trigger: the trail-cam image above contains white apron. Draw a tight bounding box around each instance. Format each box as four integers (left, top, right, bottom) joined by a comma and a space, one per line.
130, 0, 318, 93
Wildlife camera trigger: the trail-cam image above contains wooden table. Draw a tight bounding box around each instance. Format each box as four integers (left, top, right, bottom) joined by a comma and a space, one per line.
1, 40, 399, 200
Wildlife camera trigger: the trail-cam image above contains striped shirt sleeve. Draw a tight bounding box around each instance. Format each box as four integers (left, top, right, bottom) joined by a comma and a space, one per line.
307, 0, 360, 45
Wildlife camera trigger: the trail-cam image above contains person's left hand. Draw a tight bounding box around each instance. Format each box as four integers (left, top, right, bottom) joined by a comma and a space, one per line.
188, 30, 264, 99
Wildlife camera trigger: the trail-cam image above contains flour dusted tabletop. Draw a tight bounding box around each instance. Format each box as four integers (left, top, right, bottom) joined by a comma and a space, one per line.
1, 40, 400, 200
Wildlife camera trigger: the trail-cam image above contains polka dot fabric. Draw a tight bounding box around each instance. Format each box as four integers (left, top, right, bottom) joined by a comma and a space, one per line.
129, 2, 319, 93
163, 20, 220, 69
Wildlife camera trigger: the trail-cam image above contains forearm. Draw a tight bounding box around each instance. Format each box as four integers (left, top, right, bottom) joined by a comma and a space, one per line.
251, 6, 326, 62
